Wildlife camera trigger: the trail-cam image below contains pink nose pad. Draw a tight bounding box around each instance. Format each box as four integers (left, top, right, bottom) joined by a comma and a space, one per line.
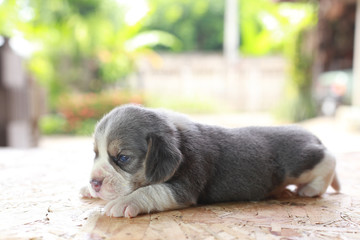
90, 179, 103, 192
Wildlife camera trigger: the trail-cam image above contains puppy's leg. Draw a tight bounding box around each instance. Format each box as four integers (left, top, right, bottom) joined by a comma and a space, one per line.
104, 184, 181, 218
297, 151, 337, 197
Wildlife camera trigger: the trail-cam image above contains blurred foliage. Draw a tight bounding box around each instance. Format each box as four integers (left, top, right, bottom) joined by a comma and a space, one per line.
280, 28, 317, 122
40, 90, 144, 135
144, 0, 316, 56
39, 114, 67, 135
240, 0, 316, 56
0, 0, 176, 108
144, 0, 224, 51
5, 0, 133, 102
275, 2, 318, 122
143, 0, 319, 121
1, 0, 320, 131
239, 0, 317, 55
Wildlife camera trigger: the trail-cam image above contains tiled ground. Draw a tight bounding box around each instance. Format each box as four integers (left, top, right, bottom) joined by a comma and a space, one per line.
0, 116, 359, 240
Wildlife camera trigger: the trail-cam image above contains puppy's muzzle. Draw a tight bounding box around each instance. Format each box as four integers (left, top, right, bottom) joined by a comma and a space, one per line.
90, 179, 103, 192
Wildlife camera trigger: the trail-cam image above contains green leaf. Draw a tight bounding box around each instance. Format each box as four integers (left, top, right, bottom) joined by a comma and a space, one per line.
125, 30, 181, 51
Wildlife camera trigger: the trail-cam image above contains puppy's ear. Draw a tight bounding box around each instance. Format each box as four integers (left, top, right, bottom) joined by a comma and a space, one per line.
145, 133, 182, 183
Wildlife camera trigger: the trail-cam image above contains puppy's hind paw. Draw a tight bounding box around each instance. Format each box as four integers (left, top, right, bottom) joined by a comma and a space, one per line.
298, 185, 321, 198
104, 199, 140, 218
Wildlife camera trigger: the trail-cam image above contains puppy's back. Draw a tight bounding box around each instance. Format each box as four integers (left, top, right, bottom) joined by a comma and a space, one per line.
245, 126, 325, 177
196, 125, 326, 203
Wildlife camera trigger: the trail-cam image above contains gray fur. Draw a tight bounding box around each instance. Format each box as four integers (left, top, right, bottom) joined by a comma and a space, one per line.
95, 104, 327, 206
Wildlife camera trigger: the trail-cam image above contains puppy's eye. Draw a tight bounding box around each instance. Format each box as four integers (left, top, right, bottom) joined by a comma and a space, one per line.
112, 154, 131, 165
118, 154, 130, 162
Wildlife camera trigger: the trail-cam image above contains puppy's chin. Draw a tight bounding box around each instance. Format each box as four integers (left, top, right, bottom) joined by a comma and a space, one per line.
96, 191, 117, 201
88, 184, 119, 201
89, 154, 135, 201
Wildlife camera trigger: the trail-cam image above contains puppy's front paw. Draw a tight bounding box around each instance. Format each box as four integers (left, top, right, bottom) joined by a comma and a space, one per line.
104, 198, 140, 218
79, 186, 93, 198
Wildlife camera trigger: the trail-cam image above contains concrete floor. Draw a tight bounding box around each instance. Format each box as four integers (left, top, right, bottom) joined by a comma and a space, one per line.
0, 115, 359, 239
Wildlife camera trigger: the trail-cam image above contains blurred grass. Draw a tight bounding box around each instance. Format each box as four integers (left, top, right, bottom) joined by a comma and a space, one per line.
39, 115, 67, 135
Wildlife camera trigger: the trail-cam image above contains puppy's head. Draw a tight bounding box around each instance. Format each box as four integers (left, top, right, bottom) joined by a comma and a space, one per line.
87, 105, 182, 200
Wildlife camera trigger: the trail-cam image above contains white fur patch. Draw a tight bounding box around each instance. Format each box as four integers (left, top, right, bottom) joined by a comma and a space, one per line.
290, 150, 336, 197
104, 184, 180, 218
85, 129, 134, 201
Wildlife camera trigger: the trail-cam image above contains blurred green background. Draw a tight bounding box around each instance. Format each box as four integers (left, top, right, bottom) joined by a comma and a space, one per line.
0, 0, 320, 135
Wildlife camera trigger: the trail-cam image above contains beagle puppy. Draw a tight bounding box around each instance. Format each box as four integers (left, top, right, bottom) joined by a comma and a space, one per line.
80, 105, 340, 218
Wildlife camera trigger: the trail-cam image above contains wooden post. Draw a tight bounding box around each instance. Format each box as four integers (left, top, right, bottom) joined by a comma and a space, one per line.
353, 0, 360, 106
224, 0, 239, 63
0, 37, 44, 147
0, 82, 6, 146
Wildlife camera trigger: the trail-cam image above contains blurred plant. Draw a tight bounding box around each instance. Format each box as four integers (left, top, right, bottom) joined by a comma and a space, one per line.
0, 0, 18, 36
280, 29, 317, 122
143, 0, 316, 56
73, 119, 98, 136
240, 0, 280, 55
239, 0, 317, 56
143, 0, 319, 121
143, 0, 224, 51
237, 0, 319, 120
1, 0, 320, 124
275, 2, 318, 122
55, 90, 144, 134
40, 90, 143, 135
0, 0, 177, 108
39, 115, 67, 135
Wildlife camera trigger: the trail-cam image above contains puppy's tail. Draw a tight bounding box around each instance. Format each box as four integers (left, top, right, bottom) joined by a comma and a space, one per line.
331, 172, 341, 192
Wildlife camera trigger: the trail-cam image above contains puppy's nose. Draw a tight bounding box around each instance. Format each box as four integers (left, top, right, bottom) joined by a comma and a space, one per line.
90, 179, 103, 192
